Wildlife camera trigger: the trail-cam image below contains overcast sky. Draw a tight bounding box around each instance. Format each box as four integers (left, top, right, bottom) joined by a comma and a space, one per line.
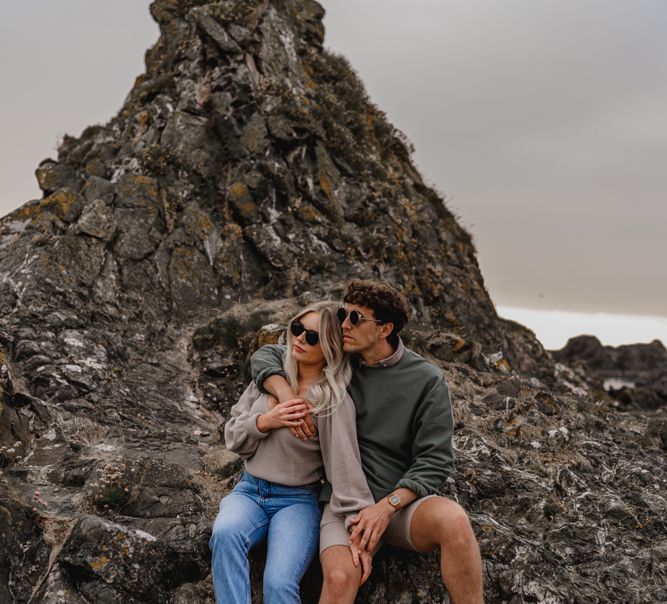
1, 1, 665, 347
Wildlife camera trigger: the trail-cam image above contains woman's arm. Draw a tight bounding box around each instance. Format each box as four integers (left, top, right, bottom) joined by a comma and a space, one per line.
319, 394, 377, 582
225, 384, 313, 457
224, 383, 271, 458
318, 394, 376, 529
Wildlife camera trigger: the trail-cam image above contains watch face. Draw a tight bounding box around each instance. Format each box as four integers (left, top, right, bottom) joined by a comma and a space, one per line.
389, 494, 400, 506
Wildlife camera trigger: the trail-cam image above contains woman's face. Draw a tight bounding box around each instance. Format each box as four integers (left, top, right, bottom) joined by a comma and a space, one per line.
291, 311, 325, 367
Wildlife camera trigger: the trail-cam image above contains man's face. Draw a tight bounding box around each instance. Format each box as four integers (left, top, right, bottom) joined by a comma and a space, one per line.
340, 303, 383, 354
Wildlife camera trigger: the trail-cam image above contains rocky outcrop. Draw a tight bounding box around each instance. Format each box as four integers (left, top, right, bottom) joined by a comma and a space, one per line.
0, 1, 665, 602
553, 335, 667, 410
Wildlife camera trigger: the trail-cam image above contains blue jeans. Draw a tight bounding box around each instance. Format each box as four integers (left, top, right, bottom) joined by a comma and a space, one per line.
210, 472, 322, 604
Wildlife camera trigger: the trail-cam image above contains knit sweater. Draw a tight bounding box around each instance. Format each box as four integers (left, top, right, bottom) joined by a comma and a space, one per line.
224, 382, 375, 525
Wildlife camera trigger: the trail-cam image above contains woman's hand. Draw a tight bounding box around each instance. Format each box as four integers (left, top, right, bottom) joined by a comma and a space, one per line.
350, 544, 373, 585
256, 399, 311, 432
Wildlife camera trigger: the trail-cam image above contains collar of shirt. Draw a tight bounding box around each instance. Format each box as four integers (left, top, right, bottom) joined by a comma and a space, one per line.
358, 338, 405, 368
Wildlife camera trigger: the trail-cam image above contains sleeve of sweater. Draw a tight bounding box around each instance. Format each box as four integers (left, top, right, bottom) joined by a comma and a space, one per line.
395, 375, 455, 497
223, 383, 271, 459
319, 393, 376, 530
250, 344, 288, 391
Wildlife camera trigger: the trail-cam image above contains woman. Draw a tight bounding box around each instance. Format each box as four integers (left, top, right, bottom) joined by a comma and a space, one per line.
210, 302, 374, 604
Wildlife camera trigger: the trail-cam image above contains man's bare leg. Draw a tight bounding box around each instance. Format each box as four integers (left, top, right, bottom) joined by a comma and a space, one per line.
319, 545, 361, 604
410, 497, 484, 604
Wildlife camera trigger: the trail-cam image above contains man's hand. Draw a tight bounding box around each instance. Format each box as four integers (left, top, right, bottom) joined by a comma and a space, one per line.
256, 399, 311, 432
348, 500, 395, 554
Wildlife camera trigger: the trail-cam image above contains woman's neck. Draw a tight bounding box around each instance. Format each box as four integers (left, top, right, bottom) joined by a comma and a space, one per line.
297, 362, 324, 394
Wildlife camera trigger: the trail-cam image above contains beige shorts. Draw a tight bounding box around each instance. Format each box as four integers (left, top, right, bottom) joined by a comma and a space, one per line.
319, 495, 437, 555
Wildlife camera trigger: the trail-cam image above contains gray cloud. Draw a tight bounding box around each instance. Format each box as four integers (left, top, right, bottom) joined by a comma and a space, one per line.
0, 1, 158, 207
321, 0, 667, 316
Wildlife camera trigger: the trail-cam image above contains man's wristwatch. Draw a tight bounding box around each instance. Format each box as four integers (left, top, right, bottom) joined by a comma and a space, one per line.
387, 493, 402, 511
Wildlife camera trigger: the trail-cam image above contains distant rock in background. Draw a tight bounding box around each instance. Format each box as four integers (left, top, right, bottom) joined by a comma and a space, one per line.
0, 1, 665, 602
553, 335, 667, 411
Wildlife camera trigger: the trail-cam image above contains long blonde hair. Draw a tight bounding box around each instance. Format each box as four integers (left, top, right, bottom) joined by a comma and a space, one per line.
283, 301, 351, 415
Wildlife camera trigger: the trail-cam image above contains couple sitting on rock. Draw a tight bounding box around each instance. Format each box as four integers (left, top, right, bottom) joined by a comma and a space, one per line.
209, 280, 483, 603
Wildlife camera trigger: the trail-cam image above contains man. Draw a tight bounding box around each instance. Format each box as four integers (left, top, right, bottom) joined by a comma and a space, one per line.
251, 280, 484, 603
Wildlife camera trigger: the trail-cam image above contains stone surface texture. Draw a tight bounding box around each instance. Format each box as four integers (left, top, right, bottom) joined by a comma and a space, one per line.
0, 1, 665, 602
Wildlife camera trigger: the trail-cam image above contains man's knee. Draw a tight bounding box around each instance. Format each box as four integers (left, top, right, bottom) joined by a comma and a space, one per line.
322, 568, 355, 587
434, 500, 475, 547
412, 497, 475, 550
447, 505, 473, 534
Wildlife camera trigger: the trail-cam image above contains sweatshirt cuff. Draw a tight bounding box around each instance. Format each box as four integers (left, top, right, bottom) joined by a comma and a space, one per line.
395, 478, 431, 499
255, 367, 287, 392
243, 413, 271, 440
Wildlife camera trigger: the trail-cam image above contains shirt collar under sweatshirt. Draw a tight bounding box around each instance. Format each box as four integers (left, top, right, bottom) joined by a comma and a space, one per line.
357, 337, 405, 368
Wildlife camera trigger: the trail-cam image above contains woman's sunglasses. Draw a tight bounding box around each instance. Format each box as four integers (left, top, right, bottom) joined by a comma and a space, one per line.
290, 320, 320, 346
337, 307, 383, 326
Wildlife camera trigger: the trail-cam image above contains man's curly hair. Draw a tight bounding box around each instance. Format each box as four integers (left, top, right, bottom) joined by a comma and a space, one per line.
343, 280, 410, 345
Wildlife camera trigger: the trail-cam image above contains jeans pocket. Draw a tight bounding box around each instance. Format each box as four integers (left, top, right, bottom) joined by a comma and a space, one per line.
234, 472, 256, 494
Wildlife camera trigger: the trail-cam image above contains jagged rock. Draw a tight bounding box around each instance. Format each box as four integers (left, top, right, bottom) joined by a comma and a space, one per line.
1, 346, 49, 465
82, 176, 115, 204
51, 515, 203, 603
0, 0, 665, 602
35, 159, 81, 195
553, 335, 667, 410
0, 492, 52, 603
75, 199, 116, 241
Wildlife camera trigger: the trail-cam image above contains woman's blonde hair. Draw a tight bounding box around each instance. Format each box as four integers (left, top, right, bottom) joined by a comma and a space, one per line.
283, 301, 351, 415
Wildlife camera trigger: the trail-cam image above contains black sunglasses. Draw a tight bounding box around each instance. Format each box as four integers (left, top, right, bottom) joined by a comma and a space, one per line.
290, 320, 320, 346
337, 307, 383, 326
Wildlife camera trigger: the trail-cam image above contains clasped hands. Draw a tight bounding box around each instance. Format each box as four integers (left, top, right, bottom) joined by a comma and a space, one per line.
347, 499, 395, 585
263, 393, 317, 439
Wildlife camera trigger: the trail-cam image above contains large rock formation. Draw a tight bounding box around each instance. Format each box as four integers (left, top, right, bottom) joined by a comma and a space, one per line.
0, 1, 665, 602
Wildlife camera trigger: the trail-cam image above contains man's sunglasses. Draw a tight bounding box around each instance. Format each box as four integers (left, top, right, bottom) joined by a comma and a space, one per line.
290, 320, 320, 346
337, 307, 383, 326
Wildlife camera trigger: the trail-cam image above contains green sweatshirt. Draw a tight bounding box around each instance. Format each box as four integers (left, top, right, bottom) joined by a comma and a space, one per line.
251, 339, 454, 501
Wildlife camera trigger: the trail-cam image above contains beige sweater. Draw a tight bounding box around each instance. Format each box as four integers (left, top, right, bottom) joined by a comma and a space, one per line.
224, 382, 375, 526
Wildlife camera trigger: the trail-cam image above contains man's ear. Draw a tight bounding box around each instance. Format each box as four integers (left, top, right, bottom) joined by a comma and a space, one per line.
378, 322, 394, 340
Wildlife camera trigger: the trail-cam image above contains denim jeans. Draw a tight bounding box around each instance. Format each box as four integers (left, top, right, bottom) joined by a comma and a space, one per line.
210, 472, 322, 604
